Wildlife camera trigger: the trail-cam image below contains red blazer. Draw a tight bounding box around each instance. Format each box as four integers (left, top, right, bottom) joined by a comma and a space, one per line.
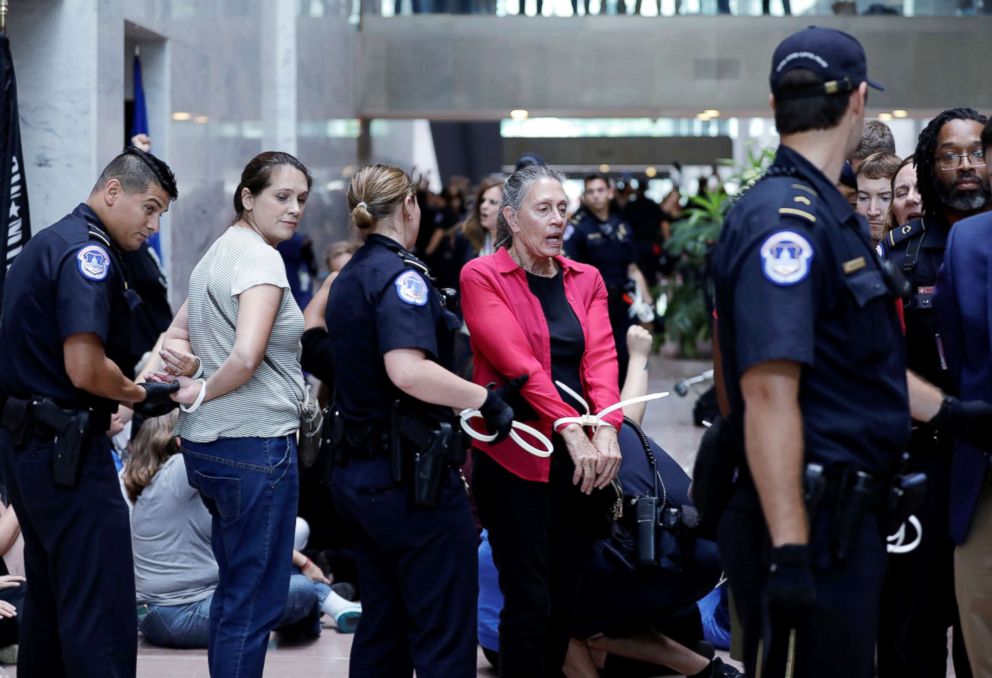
460, 248, 622, 482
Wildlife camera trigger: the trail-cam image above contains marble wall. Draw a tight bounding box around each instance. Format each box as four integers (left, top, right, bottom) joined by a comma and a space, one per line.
9, 0, 420, 305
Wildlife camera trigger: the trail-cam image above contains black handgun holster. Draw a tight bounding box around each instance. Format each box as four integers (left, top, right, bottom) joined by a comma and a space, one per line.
31, 399, 87, 488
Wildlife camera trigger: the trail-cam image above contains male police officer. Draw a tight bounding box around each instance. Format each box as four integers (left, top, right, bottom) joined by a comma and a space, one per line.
712, 28, 992, 678
565, 174, 652, 378
712, 28, 906, 677
0, 147, 179, 677
878, 108, 988, 678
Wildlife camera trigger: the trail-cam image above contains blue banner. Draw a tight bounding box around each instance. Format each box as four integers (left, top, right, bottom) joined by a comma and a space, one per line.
131, 52, 161, 259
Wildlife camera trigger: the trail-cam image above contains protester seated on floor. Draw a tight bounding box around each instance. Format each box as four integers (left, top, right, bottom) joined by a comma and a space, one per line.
122, 412, 362, 648
477, 327, 739, 677
477, 421, 735, 677
562, 415, 736, 678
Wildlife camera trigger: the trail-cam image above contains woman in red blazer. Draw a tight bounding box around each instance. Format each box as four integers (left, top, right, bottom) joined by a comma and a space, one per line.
461, 164, 623, 677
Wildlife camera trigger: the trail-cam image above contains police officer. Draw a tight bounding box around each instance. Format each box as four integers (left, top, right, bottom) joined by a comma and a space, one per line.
711, 28, 905, 677
0, 147, 180, 677
565, 173, 651, 379
313, 164, 514, 677
877, 108, 988, 678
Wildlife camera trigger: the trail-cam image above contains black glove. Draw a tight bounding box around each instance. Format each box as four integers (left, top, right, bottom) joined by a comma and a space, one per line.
135, 382, 180, 418
488, 375, 534, 422
479, 390, 514, 444
930, 396, 992, 449
764, 544, 816, 626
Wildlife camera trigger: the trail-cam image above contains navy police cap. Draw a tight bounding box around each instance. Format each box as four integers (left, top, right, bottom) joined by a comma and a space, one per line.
770, 26, 884, 100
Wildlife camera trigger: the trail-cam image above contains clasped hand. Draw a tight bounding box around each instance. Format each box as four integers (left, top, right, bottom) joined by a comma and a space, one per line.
147, 373, 203, 406
146, 347, 205, 406
561, 423, 621, 495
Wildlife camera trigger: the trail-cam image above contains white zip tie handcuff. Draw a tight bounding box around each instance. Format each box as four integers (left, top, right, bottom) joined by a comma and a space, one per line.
886, 515, 922, 554
458, 381, 669, 458
459, 411, 555, 457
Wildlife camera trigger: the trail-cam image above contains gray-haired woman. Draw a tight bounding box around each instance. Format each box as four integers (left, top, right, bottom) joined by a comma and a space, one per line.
461, 164, 623, 677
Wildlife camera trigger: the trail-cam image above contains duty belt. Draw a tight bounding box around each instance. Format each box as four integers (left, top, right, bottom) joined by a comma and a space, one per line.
0, 396, 109, 445
337, 423, 390, 459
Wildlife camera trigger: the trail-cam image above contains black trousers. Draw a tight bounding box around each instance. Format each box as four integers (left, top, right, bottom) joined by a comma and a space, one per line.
472, 448, 609, 678
718, 481, 886, 678
330, 455, 477, 678
0, 428, 136, 678
878, 438, 972, 678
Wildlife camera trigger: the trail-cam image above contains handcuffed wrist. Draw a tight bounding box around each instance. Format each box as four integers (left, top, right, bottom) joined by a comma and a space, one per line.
180, 379, 207, 414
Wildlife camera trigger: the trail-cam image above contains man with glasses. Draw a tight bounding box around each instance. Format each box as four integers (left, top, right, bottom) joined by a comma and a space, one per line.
935, 115, 992, 678
879, 107, 990, 678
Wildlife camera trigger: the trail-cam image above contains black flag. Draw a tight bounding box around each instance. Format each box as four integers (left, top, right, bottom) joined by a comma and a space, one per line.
0, 33, 30, 305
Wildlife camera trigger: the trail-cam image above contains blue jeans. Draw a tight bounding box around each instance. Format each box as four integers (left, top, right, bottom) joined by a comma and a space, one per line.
182, 436, 299, 678
139, 573, 329, 648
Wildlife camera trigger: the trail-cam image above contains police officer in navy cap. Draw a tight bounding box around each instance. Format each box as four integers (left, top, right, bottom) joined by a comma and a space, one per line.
712, 26, 905, 677
0, 147, 179, 677
310, 164, 515, 677
711, 27, 992, 677
565, 173, 652, 380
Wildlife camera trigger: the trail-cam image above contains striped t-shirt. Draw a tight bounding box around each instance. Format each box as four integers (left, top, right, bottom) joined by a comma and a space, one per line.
176, 226, 304, 443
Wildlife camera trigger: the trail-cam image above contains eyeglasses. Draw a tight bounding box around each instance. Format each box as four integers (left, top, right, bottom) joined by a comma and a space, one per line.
936, 150, 986, 171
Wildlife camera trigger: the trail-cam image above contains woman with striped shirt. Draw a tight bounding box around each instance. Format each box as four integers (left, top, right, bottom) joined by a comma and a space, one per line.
157, 151, 310, 678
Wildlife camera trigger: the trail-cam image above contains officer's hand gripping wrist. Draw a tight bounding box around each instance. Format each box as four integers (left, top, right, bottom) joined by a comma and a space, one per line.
135, 382, 181, 418
479, 390, 514, 443
487, 374, 534, 422
931, 396, 992, 449
764, 544, 816, 625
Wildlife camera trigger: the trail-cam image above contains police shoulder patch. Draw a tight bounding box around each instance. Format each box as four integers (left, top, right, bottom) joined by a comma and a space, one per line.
76, 244, 111, 282
394, 270, 428, 306
759, 230, 814, 286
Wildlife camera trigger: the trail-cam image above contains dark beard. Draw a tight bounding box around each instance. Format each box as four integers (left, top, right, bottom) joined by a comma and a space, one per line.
935, 174, 991, 213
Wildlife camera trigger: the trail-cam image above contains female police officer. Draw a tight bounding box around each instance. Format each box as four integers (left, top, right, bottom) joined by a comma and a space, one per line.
314, 164, 514, 678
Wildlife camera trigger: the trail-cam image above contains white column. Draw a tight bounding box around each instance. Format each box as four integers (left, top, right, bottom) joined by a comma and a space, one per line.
11, 0, 123, 231
262, 0, 298, 155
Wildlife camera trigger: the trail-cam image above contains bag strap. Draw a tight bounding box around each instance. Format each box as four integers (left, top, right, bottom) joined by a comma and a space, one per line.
205, 286, 306, 405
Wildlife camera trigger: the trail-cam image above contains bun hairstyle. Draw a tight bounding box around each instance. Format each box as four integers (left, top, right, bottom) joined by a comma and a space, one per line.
347, 164, 416, 234
233, 151, 312, 217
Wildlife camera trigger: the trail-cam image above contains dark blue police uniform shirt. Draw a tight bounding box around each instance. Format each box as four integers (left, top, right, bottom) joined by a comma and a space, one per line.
712, 145, 909, 475
325, 234, 447, 423
564, 210, 637, 289
0, 203, 130, 413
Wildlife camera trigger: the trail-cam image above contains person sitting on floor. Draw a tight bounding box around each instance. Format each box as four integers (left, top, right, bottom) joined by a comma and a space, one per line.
122, 411, 362, 648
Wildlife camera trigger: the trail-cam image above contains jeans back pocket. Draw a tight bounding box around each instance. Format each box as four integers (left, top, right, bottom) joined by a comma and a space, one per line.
191, 471, 242, 524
